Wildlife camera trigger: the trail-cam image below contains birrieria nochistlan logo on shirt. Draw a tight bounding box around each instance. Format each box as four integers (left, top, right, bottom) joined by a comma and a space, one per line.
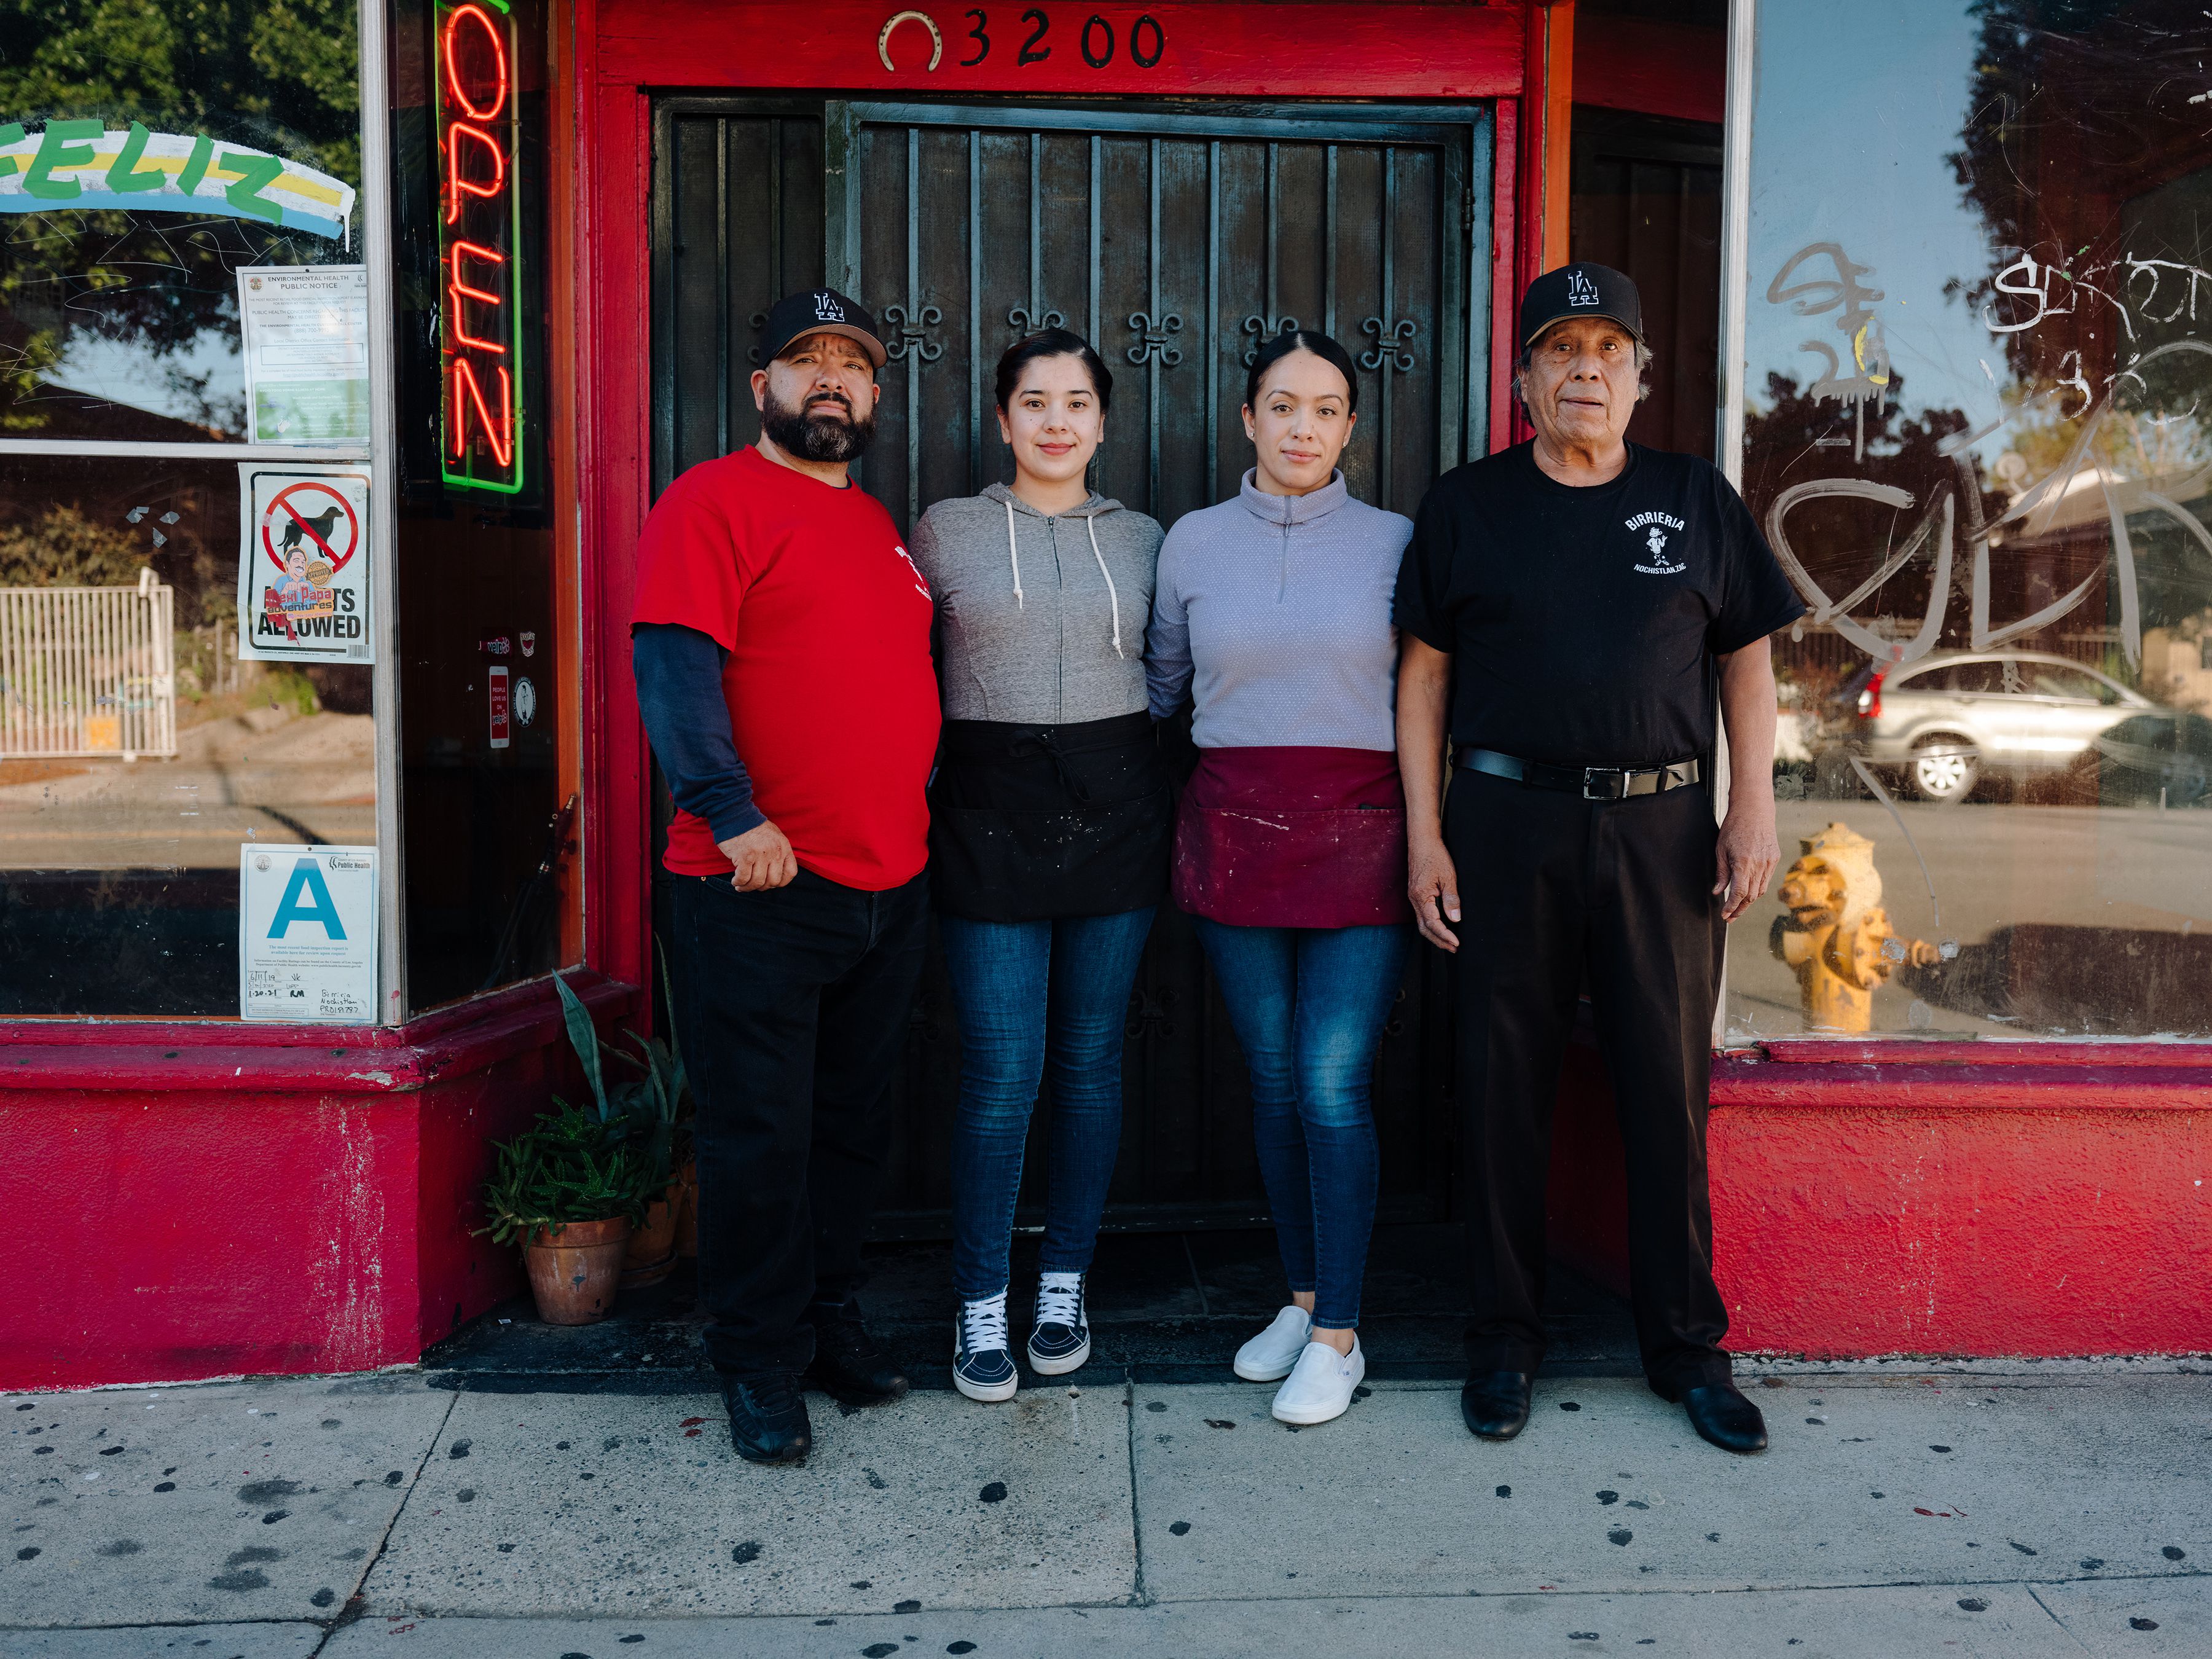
1626, 510, 1687, 575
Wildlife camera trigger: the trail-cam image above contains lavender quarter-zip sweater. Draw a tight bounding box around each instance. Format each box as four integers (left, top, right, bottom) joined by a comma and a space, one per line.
1146, 469, 1413, 752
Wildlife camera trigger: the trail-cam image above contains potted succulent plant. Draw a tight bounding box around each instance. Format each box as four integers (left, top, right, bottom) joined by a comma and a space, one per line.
552, 970, 690, 1288
479, 1100, 650, 1325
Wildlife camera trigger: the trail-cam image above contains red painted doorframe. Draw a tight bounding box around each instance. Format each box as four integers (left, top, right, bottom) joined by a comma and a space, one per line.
566, 0, 1535, 993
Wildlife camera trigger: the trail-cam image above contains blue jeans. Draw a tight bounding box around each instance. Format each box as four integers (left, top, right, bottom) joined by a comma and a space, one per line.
1192, 917, 1411, 1331
943, 907, 1157, 1300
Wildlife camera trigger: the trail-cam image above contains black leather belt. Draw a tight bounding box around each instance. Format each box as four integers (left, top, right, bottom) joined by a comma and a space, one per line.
1456, 747, 1700, 801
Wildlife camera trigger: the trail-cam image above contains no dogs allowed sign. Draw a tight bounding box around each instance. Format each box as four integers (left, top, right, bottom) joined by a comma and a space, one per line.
235, 463, 374, 664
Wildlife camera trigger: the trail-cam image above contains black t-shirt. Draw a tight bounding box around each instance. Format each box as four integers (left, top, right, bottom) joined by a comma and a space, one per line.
1394, 442, 1806, 767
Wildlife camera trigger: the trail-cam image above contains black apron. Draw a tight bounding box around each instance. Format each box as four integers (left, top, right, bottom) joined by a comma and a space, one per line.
928, 711, 1171, 922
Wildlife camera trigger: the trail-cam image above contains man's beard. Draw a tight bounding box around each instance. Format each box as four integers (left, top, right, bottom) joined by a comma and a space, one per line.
761, 384, 876, 462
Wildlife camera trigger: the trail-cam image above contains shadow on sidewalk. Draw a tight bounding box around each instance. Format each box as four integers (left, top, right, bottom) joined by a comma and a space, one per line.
425, 1226, 1642, 1392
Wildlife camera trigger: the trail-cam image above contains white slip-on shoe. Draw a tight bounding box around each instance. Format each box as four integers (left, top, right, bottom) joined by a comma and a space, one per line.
1233, 1304, 1314, 1382
1271, 1335, 1366, 1426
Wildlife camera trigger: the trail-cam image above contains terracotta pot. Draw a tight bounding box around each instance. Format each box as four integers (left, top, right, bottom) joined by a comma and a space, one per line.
522, 1216, 632, 1325
672, 1160, 699, 1260
620, 1188, 680, 1288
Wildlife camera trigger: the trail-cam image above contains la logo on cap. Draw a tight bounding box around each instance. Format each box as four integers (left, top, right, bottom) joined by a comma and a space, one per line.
814, 292, 845, 321
1566, 269, 1599, 307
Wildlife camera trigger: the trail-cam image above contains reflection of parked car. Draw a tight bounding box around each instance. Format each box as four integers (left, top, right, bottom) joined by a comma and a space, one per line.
2060, 710, 2212, 807
1832, 650, 2155, 802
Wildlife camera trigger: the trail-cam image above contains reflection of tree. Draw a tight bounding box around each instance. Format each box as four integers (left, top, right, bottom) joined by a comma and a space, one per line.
1746, 370, 1982, 500
0, 0, 359, 431
1947, 0, 2204, 385
0, 504, 144, 587
0, 466, 228, 631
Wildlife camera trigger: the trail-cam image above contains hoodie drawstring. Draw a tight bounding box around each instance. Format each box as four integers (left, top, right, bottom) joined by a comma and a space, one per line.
1087, 513, 1125, 660
1005, 493, 1124, 659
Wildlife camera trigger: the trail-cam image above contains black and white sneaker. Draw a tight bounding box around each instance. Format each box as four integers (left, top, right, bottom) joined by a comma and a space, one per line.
953, 1291, 1019, 1403
1026, 1271, 1091, 1376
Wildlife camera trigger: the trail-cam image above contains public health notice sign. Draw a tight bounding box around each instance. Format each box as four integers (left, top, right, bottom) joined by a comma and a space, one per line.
236, 265, 371, 445
236, 463, 374, 664
239, 844, 378, 1024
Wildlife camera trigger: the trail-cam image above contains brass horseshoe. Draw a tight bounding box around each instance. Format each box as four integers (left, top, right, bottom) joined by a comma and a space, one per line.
878, 10, 944, 72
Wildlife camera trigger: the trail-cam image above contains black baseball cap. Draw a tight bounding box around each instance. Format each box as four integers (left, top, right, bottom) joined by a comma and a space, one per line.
1518, 262, 1645, 349
757, 288, 887, 369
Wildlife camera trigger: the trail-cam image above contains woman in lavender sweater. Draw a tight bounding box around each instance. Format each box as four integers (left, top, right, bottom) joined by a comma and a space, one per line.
1146, 330, 1414, 1427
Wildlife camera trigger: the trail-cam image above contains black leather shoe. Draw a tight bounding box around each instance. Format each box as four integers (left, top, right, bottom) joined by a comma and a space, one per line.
1682, 1382, 1768, 1453
723, 1372, 812, 1465
803, 1306, 911, 1406
1461, 1370, 1534, 1440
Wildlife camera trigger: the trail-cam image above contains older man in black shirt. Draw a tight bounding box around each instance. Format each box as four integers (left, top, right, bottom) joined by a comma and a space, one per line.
1395, 263, 1805, 1455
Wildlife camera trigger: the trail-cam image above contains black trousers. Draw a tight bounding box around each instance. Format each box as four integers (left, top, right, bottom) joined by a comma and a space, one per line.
1446, 768, 1732, 1398
668, 866, 930, 1378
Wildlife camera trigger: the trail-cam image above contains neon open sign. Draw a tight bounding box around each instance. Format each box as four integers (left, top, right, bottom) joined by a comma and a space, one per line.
436, 0, 525, 494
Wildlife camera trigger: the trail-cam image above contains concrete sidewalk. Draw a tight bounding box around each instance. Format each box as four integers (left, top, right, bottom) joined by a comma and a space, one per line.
6, 1363, 2208, 1658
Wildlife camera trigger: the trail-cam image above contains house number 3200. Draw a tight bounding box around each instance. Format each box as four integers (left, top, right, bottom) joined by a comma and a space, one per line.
877, 9, 1167, 72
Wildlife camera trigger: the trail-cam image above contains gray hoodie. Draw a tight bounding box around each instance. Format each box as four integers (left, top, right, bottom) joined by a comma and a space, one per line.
910, 482, 1164, 724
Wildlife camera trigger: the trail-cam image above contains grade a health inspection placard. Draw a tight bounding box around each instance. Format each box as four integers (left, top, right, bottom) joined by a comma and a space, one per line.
239, 844, 378, 1024
237, 265, 371, 444
236, 463, 374, 664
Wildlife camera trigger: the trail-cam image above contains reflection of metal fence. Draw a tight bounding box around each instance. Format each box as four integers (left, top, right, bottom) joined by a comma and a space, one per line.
0, 581, 177, 759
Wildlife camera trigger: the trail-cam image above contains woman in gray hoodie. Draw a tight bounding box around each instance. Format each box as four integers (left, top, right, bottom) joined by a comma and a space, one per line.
908, 329, 1168, 1405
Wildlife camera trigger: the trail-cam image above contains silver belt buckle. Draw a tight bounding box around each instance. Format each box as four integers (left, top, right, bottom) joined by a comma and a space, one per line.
1583, 768, 1626, 801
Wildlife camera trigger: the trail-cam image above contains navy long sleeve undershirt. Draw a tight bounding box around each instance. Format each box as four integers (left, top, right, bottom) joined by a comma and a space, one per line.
631, 622, 765, 844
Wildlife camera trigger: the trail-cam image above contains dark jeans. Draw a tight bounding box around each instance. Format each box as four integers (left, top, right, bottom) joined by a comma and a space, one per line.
668, 866, 930, 1378
1191, 916, 1411, 1331
1446, 769, 1733, 1398
940, 907, 1156, 1300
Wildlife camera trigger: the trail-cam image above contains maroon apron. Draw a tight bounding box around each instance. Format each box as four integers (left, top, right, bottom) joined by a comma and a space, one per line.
1172, 747, 1411, 929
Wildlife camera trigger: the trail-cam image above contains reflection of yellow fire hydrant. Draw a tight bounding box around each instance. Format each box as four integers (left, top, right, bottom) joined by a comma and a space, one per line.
1770, 822, 1940, 1033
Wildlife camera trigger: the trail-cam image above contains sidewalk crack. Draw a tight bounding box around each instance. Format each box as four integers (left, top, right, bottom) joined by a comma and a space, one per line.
1124, 1376, 1151, 1608
306, 1382, 459, 1656
2025, 1583, 2096, 1654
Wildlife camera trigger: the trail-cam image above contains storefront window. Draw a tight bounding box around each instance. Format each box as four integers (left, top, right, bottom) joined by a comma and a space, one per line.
1732, 0, 2212, 1039
1, 2, 377, 1019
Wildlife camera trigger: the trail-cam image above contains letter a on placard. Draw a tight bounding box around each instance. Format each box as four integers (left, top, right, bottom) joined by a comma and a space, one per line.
269, 857, 347, 940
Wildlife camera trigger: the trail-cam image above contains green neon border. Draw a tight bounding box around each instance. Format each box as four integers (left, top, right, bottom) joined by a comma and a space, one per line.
437, 0, 527, 496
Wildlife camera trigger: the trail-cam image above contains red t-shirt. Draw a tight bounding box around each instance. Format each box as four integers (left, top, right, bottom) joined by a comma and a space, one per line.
631, 447, 940, 890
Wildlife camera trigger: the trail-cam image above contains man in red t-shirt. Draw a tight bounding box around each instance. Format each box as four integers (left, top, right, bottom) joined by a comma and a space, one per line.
632, 288, 940, 1465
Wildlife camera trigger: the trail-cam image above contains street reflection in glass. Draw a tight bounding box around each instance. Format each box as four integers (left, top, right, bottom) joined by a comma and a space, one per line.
0, 457, 374, 1016
1735, 0, 2212, 1038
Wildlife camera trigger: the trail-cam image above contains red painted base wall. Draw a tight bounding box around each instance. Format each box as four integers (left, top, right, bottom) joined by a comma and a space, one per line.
0, 975, 634, 1391
1548, 1039, 2212, 1359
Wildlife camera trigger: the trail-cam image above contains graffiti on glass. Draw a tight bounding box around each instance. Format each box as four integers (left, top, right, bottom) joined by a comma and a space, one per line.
1766, 242, 1892, 461
1765, 249, 2212, 677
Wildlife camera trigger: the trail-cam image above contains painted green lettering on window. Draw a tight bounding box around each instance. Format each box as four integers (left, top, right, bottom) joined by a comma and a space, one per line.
177, 133, 214, 197
24, 119, 102, 200
219, 151, 285, 223
108, 122, 166, 194
0, 124, 23, 181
